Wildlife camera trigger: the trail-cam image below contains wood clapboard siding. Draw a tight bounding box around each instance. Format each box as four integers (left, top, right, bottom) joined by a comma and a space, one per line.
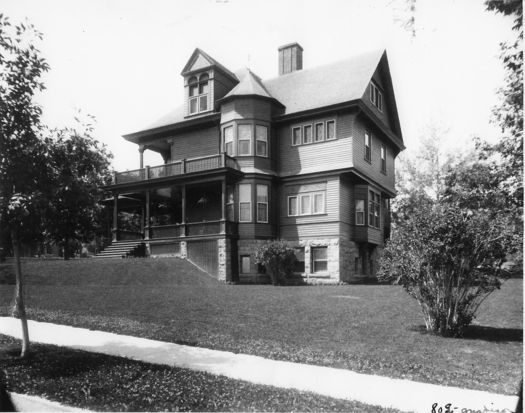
352, 116, 396, 193
279, 176, 340, 239
238, 223, 274, 239
277, 113, 353, 177
170, 126, 219, 161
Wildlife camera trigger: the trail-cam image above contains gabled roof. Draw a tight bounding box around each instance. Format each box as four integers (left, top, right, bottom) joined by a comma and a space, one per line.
223, 68, 273, 100
262, 49, 384, 115
181, 48, 238, 82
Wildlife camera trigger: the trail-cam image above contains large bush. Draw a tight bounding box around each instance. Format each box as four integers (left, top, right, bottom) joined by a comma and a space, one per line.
254, 240, 297, 285
378, 203, 516, 337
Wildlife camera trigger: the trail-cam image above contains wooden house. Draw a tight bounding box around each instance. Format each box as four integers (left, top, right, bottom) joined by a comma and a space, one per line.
104, 43, 405, 283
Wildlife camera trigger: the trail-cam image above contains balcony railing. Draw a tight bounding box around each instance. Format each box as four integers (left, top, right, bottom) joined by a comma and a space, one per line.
114, 153, 238, 185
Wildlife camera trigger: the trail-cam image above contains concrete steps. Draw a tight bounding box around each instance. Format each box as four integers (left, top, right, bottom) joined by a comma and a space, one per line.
94, 240, 144, 259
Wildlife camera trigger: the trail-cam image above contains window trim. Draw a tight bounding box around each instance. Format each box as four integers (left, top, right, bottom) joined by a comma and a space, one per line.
311, 246, 328, 274
303, 124, 313, 144
368, 190, 381, 229
314, 122, 324, 142
287, 191, 326, 216
256, 184, 269, 223
239, 183, 252, 222
188, 73, 210, 115
355, 199, 365, 226
370, 81, 383, 112
326, 120, 336, 140
364, 131, 371, 163
292, 126, 302, 146
240, 255, 251, 274
380, 144, 387, 174
237, 124, 253, 156
255, 124, 268, 157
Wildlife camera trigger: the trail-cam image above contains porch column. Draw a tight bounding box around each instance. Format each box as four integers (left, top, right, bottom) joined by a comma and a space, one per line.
140, 206, 145, 236
139, 145, 145, 169
181, 185, 186, 237
144, 190, 150, 240
112, 193, 118, 242
220, 179, 226, 234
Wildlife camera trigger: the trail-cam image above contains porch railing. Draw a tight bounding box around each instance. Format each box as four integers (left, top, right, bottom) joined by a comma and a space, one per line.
114, 153, 238, 185
148, 220, 237, 239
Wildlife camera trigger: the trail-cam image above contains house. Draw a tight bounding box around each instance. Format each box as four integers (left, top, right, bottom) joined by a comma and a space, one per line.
104, 43, 404, 283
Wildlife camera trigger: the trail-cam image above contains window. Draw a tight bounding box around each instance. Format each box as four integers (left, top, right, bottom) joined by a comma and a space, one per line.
355, 199, 365, 225
293, 247, 305, 273
303, 125, 313, 144
364, 131, 371, 162
370, 82, 383, 112
288, 196, 298, 216
381, 144, 387, 173
314, 123, 324, 142
311, 247, 327, 273
239, 184, 251, 222
292, 127, 302, 146
326, 120, 335, 140
188, 73, 209, 115
369, 191, 380, 228
226, 186, 234, 221
313, 192, 325, 214
223, 126, 234, 156
288, 191, 325, 216
300, 194, 311, 215
256, 184, 268, 223
256, 125, 268, 157
241, 255, 251, 273
238, 124, 252, 156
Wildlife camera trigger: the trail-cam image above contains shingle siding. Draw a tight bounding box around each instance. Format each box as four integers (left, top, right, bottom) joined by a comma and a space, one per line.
170, 126, 220, 161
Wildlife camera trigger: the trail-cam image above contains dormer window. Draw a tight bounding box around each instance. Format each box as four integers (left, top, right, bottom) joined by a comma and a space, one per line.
188, 73, 209, 115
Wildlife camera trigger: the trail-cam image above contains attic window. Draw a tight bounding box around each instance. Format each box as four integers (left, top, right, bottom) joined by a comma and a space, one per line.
188, 73, 209, 115
369, 82, 383, 112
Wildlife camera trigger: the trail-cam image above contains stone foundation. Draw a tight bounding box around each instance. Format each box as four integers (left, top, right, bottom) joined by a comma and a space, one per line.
217, 238, 231, 282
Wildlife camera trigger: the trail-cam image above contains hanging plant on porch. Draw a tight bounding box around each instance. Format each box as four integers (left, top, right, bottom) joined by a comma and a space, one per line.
254, 240, 300, 285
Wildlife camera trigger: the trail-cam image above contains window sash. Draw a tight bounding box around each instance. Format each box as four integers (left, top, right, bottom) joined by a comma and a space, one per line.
292, 127, 301, 146
355, 199, 365, 225
239, 184, 251, 222
312, 247, 328, 273
303, 125, 313, 144
256, 185, 268, 223
326, 120, 335, 140
189, 97, 198, 114
256, 125, 268, 157
365, 132, 371, 161
238, 124, 252, 156
313, 192, 325, 214
315, 123, 324, 142
223, 126, 234, 155
381, 145, 386, 173
241, 255, 250, 273
288, 196, 298, 216
199, 95, 208, 111
300, 194, 311, 215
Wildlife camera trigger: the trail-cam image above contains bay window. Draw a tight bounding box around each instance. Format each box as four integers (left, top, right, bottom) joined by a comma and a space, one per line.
239, 184, 252, 222
256, 125, 268, 157
238, 124, 252, 156
256, 184, 268, 223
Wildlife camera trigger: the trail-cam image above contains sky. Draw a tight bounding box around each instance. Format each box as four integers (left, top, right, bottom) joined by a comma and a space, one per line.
2, 0, 516, 171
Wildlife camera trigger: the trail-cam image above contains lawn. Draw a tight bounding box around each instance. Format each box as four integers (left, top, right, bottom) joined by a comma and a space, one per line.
0, 335, 400, 412
0, 258, 522, 396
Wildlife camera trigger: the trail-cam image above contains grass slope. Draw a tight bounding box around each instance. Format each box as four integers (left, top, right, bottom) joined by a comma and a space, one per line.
0, 335, 400, 412
0, 258, 522, 395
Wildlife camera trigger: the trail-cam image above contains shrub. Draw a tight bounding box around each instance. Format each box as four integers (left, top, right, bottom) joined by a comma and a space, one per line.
378, 203, 516, 337
254, 240, 297, 285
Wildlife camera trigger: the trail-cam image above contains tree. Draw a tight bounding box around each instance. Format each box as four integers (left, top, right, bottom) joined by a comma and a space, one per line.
0, 15, 50, 357
254, 240, 298, 285
44, 117, 113, 259
378, 203, 516, 337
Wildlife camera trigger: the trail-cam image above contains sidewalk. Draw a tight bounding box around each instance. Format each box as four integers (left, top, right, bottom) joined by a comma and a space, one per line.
0, 317, 519, 413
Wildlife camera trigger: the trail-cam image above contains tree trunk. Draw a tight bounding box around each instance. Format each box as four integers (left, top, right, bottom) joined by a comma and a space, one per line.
11, 228, 30, 358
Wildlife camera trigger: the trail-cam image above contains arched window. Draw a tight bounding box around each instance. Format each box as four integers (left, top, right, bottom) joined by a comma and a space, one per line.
188, 73, 209, 114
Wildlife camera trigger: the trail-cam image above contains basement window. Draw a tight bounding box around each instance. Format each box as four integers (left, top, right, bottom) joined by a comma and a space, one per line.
311, 247, 328, 273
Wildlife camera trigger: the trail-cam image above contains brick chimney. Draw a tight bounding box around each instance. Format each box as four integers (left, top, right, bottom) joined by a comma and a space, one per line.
278, 42, 303, 76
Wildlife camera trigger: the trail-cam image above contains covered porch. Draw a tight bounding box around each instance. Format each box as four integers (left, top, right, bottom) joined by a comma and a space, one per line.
109, 179, 238, 242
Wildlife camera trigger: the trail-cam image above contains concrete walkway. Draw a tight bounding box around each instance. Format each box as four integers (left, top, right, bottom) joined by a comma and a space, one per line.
0, 317, 519, 413
9, 392, 89, 412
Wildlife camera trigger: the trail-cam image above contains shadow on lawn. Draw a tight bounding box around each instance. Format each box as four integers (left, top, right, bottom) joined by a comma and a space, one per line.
410, 324, 523, 342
